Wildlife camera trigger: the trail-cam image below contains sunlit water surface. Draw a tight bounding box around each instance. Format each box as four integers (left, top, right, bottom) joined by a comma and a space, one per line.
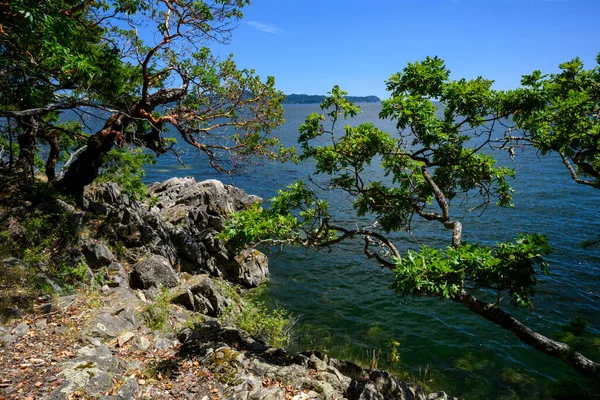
145, 103, 600, 399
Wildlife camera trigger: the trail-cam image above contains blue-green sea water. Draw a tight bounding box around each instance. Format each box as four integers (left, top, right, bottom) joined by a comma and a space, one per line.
145, 103, 600, 399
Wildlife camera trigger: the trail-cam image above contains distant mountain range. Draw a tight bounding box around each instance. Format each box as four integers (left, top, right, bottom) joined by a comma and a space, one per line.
284, 94, 381, 104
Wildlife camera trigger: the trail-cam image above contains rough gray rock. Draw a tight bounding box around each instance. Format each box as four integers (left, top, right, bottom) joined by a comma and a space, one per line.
104, 261, 129, 287
147, 177, 268, 286
0, 333, 16, 346
225, 248, 269, 288
1, 256, 26, 270
47, 345, 125, 399
178, 322, 456, 400
36, 273, 64, 294
168, 274, 235, 317
129, 254, 179, 290
85, 177, 269, 287
12, 321, 29, 337
81, 240, 115, 270
83, 288, 141, 339
116, 377, 139, 399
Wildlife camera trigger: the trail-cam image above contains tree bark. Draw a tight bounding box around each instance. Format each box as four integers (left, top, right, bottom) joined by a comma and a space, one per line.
58, 85, 188, 200
41, 133, 59, 183
453, 290, 600, 378
15, 117, 39, 183
58, 112, 128, 200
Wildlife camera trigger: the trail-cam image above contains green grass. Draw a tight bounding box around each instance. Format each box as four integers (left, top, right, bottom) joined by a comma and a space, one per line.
220, 284, 297, 348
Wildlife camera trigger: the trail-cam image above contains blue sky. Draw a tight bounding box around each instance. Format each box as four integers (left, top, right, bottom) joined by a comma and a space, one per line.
210, 0, 600, 99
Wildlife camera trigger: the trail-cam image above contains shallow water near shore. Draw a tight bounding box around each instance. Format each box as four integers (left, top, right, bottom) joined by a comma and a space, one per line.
145, 103, 600, 399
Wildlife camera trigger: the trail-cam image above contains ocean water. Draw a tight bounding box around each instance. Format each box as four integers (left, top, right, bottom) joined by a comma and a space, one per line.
145, 103, 600, 398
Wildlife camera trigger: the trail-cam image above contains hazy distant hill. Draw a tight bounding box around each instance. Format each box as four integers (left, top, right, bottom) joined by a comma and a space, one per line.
284, 94, 380, 104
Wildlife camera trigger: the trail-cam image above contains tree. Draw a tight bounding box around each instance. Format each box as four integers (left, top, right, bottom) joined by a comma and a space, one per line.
220, 57, 600, 378
0, 0, 122, 179
499, 55, 600, 188
0, 0, 289, 199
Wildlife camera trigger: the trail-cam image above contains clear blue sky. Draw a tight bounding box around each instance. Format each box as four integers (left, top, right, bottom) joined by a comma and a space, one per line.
210, 0, 600, 99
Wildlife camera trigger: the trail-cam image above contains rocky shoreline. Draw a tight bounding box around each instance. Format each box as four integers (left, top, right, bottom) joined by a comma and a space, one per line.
0, 177, 455, 399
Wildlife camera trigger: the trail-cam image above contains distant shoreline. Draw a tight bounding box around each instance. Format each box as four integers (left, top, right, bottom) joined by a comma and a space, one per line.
283, 94, 381, 104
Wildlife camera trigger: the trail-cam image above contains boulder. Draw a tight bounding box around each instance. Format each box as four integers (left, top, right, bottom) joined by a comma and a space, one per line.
87, 177, 269, 287
226, 248, 269, 287
47, 345, 124, 399
81, 240, 115, 270
129, 254, 179, 290
168, 274, 235, 317
85, 182, 122, 208
83, 287, 141, 339
104, 261, 129, 287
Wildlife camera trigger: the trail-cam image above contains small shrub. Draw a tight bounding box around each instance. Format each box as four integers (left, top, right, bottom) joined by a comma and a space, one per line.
148, 195, 160, 208
142, 288, 171, 331
97, 147, 155, 202
386, 339, 401, 370
220, 285, 296, 348
56, 259, 89, 287
109, 240, 127, 258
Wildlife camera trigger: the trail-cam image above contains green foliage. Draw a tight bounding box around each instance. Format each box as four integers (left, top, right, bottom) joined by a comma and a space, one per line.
97, 147, 155, 201
386, 339, 401, 370
0, 190, 87, 291
0, 0, 123, 110
2, 0, 289, 193
221, 286, 296, 348
392, 234, 550, 308
108, 240, 127, 258
221, 67, 539, 313
500, 54, 600, 186
17, 207, 78, 257
219, 180, 336, 251
222, 65, 519, 256
142, 288, 171, 331
55, 258, 89, 290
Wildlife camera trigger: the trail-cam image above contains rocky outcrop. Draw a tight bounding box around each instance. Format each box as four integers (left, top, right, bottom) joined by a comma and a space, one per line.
42, 278, 455, 399
47, 344, 133, 400
1, 177, 456, 399
176, 321, 456, 400
168, 273, 235, 317
85, 177, 269, 287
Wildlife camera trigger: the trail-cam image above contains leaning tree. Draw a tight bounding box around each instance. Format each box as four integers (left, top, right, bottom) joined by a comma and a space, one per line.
499, 55, 600, 188
220, 57, 600, 378
0, 0, 288, 199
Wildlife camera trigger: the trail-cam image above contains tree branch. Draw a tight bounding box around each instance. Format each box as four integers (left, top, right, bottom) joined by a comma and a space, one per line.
453, 290, 600, 378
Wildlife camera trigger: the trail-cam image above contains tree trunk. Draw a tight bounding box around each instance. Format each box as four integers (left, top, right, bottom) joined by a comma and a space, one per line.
58, 113, 128, 200
15, 116, 39, 183
58, 86, 187, 201
43, 134, 59, 184
453, 290, 600, 378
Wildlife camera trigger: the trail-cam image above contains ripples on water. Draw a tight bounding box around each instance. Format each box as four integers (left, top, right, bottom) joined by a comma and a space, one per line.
145, 103, 600, 399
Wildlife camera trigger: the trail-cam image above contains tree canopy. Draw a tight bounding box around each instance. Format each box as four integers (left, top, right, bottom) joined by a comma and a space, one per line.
499, 54, 600, 187
220, 56, 600, 378
0, 0, 289, 199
